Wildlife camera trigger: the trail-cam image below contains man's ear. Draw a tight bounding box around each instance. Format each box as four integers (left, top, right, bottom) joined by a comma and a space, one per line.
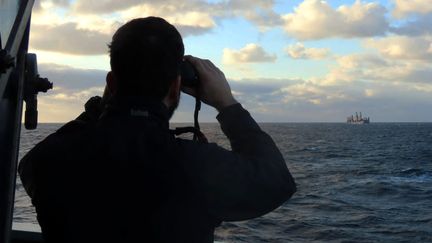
168, 76, 181, 101
106, 71, 117, 95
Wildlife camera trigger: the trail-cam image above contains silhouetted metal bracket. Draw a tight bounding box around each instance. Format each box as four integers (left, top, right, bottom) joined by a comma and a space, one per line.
0, 49, 16, 74
24, 53, 53, 130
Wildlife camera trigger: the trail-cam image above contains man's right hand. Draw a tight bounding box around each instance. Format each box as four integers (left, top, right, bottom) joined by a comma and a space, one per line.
183, 55, 237, 112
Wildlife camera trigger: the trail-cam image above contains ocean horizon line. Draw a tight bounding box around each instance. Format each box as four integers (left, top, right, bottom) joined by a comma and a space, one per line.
26, 121, 432, 124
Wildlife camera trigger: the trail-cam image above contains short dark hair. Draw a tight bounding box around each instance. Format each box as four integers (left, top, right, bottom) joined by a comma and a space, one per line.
109, 17, 184, 99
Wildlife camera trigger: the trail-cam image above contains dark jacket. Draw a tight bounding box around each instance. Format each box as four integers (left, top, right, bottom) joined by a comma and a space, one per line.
19, 96, 296, 243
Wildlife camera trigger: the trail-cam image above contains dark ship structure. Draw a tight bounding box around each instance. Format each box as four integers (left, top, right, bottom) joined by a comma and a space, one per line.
1, 0, 52, 242
347, 112, 370, 124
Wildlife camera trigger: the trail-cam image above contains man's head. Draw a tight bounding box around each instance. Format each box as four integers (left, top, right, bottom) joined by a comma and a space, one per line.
108, 17, 184, 104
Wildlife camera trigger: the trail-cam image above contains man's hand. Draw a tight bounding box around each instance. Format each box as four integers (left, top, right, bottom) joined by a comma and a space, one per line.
182, 55, 237, 112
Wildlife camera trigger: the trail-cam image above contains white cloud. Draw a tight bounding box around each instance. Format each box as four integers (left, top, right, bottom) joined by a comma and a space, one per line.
280, 83, 321, 97
285, 43, 330, 59
227, 78, 350, 120
278, 82, 349, 106
413, 83, 432, 93
38, 98, 83, 122
318, 54, 388, 85
38, 63, 107, 90
223, 43, 277, 65
50, 87, 104, 101
241, 9, 283, 30
282, 0, 388, 40
393, 0, 432, 18
34, 0, 70, 11
73, 0, 144, 14
319, 52, 432, 86
30, 1, 221, 56
220, 0, 284, 30
38, 85, 104, 122
365, 36, 432, 60
73, 16, 122, 35
364, 89, 376, 97
30, 23, 111, 55
390, 14, 432, 36
31, 1, 74, 26
119, 5, 216, 36
72, 0, 281, 32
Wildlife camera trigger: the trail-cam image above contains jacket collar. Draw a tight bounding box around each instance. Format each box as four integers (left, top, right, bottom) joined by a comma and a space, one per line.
101, 96, 170, 126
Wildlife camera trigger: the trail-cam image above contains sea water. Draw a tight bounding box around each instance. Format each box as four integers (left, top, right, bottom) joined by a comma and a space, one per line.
14, 123, 432, 242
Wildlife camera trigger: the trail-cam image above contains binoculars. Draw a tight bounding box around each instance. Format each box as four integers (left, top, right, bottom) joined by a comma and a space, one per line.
180, 60, 199, 87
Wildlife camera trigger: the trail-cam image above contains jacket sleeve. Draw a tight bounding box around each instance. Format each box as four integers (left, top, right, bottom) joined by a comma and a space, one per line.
179, 103, 296, 221
18, 119, 85, 200
18, 133, 57, 200
18, 147, 37, 199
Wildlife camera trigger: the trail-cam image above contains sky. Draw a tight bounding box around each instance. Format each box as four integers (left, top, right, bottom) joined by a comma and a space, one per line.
27, 0, 432, 122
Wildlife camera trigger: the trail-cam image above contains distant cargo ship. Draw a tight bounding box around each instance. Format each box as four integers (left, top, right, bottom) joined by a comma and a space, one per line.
347, 112, 370, 124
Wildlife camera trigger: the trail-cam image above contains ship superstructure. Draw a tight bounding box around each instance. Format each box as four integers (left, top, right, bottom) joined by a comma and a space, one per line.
347, 112, 370, 124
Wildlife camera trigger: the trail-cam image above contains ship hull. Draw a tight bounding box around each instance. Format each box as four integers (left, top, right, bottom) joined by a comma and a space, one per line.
347, 120, 370, 124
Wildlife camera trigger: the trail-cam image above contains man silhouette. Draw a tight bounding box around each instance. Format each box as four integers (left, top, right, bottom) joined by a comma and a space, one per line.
19, 17, 296, 243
